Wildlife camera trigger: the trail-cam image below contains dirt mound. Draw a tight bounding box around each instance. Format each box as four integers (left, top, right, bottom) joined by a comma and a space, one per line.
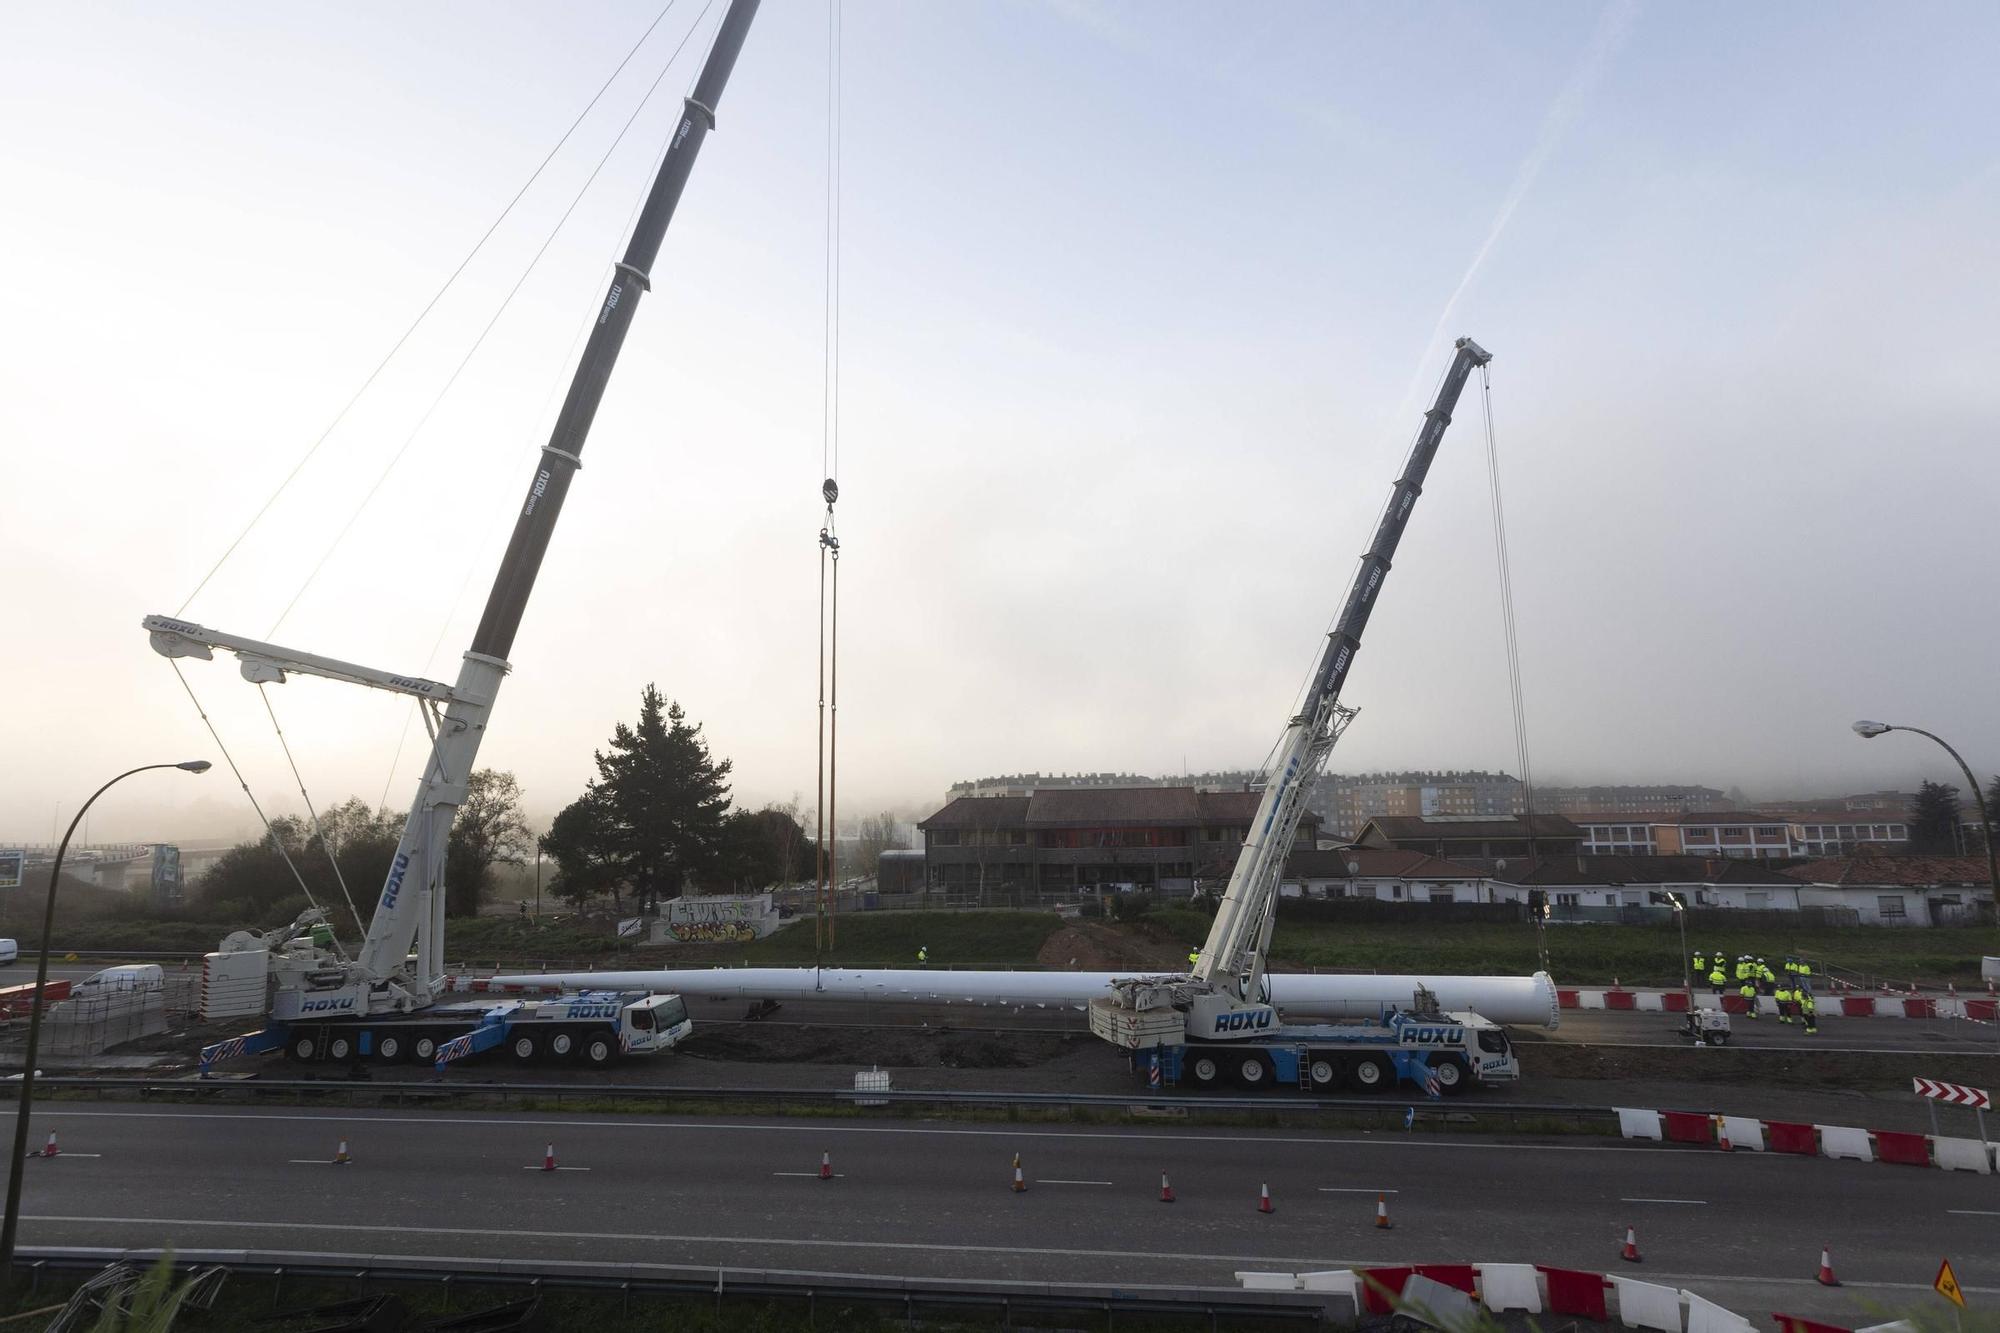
1036, 921, 1187, 971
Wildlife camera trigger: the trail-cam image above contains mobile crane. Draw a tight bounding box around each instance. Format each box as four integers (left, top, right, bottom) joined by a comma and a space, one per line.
146, 0, 763, 1073
1088, 337, 1524, 1094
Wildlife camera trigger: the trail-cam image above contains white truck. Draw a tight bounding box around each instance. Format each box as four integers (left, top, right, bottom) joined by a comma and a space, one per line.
1089, 338, 1525, 1096
151, 0, 765, 1076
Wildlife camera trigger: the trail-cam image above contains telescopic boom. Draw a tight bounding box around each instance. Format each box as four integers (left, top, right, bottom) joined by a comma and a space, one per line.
1194, 338, 1492, 1002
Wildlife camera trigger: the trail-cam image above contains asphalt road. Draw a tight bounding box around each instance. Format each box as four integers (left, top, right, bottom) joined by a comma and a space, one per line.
8, 1102, 1994, 1321
1546, 1007, 2000, 1054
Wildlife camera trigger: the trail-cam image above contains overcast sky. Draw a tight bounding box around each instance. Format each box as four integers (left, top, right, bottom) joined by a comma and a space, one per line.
5, 1, 1997, 845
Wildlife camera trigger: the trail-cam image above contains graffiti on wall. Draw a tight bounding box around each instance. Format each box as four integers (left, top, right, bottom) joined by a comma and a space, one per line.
666, 920, 757, 944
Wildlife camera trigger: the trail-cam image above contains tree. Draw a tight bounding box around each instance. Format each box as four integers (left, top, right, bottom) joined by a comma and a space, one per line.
444, 769, 532, 916
539, 685, 734, 910
1909, 779, 1962, 854
857, 810, 908, 869
710, 804, 816, 891
540, 796, 623, 911
198, 798, 402, 939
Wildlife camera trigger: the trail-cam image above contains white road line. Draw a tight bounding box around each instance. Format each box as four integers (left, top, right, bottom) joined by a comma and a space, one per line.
1947, 1209, 2000, 1217
38, 1108, 1658, 1154
28, 1154, 100, 1161
1622, 1197, 1705, 1205
1317, 1187, 1399, 1195
521, 1166, 590, 1172
16, 1214, 1353, 1268
1036, 1179, 1113, 1186
772, 1172, 845, 1178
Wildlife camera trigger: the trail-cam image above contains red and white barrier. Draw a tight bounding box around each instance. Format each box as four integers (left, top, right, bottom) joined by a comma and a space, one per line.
1614, 1104, 1990, 1174
1554, 986, 1996, 1017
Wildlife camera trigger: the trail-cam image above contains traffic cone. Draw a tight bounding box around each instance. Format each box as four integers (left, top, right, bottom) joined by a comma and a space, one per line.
1159, 1171, 1175, 1204
1715, 1117, 1732, 1152
40, 1133, 57, 1159
819, 1150, 833, 1181
1816, 1247, 1839, 1287
541, 1143, 557, 1172
1258, 1183, 1275, 1214
333, 1138, 351, 1166
1620, 1225, 1642, 1264
1012, 1163, 1027, 1193
1374, 1192, 1393, 1230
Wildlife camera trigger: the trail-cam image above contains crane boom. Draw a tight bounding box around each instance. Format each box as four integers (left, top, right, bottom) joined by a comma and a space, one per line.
1194, 337, 1490, 1003
146, 0, 763, 1016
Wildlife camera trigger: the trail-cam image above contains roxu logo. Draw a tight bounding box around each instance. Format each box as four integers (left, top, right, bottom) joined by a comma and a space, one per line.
1212, 1008, 1275, 1034
301, 997, 354, 1013
1399, 1025, 1464, 1045
380, 852, 411, 911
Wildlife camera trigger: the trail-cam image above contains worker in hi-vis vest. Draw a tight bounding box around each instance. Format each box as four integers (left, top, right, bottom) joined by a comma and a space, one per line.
917, 945, 927, 967
1800, 989, 1818, 1034
1706, 962, 1727, 996
1739, 974, 1759, 1018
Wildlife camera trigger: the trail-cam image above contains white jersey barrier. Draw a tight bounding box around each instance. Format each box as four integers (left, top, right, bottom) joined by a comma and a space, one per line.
1613, 1105, 1978, 1174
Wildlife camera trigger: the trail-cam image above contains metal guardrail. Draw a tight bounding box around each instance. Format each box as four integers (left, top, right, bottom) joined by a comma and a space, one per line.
7, 1073, 1624, 1127
10, 1247, 1337, 1324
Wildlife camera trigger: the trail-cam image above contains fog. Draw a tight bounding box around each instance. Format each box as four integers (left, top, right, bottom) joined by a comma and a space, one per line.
4, 2, 1996, 845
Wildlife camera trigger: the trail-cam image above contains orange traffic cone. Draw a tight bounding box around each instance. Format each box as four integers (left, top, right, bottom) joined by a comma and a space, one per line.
1374, 1192, 1392, 1230
1620, 1225, 1642, 1263
333, 1138, 351, 1166
1258, 1183, 1275, 1214
1159, 1171, 1176, 1204
541, 1143, 557, 1172
1816, 1247, 1839, 1287
819, 1151, 833, 1181
1012, 1163, 1027, 1193
1715, 1116, 1732, 1152
40, 1133, 57, 1159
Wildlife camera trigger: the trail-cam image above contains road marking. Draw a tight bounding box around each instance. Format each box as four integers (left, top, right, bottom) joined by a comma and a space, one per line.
1622, 1197, 1705, 1205
1036, 1179, 1113, 1186
16, 1214, 1357, 1268
40, 1108, 1664, 1155
1318, 1187, 1398, 1195
1947, 1210, 2000, 1217
772, 1172, 846, 1178
522, 1166, 590, 1172
27, 1154, 100, 1160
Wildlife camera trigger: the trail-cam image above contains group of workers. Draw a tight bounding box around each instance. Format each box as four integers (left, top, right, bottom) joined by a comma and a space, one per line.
1693, 949, 1817, 1033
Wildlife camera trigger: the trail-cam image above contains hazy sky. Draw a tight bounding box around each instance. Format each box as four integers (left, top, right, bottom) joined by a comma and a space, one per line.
5, 1, 1997, 845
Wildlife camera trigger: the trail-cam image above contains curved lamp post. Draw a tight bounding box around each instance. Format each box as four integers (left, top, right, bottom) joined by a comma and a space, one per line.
1852, 720, 1998, 915
0, 760, 209, 1287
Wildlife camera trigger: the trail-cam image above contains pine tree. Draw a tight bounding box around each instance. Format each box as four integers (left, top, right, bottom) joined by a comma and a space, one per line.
1909, 779, 1963, 854
543, 686, 733, 910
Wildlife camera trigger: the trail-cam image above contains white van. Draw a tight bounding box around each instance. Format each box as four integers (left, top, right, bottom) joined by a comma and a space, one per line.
73, 964, 165, 997
0, 940, 17, 965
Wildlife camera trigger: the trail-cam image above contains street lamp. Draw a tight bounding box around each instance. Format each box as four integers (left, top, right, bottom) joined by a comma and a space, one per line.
1852, 720, 1999, 916
0, 760, 209, 1287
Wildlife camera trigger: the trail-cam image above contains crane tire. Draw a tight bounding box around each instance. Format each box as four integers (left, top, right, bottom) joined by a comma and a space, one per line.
374, 1032, 404, 1063
1307, 1056, 1341, 1091
1432, 1054, 1471, 1096
510, 1032, 540, 1064
1187, 1051, 1222, 1088
581, 1031, 617, 1067
412, 1034, 438, 1063
287, 1032, 318, 1063
1233, 1053, 1271, 1089
1348, 1054, 1392, 1093
327, 1034, 355, 1062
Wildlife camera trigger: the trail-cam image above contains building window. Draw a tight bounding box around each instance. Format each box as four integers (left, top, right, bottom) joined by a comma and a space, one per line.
1687, 827, 1712, 840
1877, 896, 1906, 921
1555, 893, 1579, 908
1721, 827, 1747, 839
1746, 890, 1770, 908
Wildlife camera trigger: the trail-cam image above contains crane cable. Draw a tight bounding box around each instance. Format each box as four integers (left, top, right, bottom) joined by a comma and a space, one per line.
815, 0, 844, 953
257, 684, 366, 946
1477, 364, 1538, 862
265, 0, 720, 639
176, 0, 692, 620
167, 662, 329, 930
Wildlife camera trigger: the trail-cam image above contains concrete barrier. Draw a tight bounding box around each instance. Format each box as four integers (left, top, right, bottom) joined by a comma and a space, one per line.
1815, 1125, 1872, 1162
1682, 1290, 1756, 1333
1476, 1263, 1543, 1314
1719, 1115, 1765, 1151
1933, 1136, 1992, 1174
1609, 1275, 1683, 1332
1635, 992, 1664, 1012
1616, 1107, 1664, 1140
1579, 990, 1608, 1010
